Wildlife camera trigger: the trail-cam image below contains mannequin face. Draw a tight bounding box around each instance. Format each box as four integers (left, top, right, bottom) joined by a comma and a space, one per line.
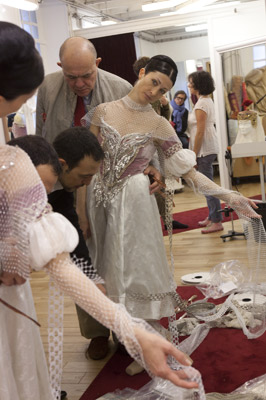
0, 91, 35, 118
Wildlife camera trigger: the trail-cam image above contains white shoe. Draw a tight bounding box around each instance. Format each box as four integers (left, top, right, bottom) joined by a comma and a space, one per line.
201, 222, 224, 234
198, 216, 211, 227
125, 360, 144, 376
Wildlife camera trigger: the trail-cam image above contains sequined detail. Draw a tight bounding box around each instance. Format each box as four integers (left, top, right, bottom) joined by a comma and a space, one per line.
94, 121, 152, 207
127, 290, 187, 310
164, 142, 183, 159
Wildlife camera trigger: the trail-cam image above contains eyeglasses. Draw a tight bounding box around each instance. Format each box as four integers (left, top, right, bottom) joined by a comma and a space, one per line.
176, 96, 185, 101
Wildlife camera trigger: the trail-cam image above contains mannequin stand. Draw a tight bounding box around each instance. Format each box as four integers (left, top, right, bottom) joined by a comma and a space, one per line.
219, 207, 246, 242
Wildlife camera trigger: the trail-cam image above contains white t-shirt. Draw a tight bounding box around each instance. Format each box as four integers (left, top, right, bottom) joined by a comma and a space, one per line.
188, 96, 219, 157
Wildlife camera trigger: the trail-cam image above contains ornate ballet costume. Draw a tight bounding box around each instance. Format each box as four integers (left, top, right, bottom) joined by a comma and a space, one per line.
0, 145, 204, 399
83, 95, 258, 324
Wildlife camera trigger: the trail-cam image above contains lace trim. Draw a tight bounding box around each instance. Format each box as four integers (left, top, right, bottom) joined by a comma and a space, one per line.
164, 142, 183, 159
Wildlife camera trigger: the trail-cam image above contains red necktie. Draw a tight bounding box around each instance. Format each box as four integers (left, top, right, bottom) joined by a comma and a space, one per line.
74, 96, 86, 126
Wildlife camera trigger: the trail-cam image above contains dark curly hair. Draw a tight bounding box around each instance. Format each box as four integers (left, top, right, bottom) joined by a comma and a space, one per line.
145, 55, 178, 86
188, 71, 215, 95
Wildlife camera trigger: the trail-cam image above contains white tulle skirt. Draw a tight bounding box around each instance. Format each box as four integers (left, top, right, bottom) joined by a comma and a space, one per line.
0, 280, 53, 400
87, 173, 177, 321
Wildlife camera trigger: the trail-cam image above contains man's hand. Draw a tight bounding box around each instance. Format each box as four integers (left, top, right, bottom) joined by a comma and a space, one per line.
0, 271, 26, 286
143, 165, 162, 195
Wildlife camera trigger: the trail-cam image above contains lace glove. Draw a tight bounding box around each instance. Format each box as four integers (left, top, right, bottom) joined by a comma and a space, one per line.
46, 252, 200, 390
183, 168, 259, 220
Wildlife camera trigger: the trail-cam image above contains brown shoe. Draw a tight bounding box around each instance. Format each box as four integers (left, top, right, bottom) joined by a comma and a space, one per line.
86, 336, 109, 360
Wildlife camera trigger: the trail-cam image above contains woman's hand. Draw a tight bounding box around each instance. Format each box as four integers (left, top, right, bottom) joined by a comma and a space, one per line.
0, 271, 26, 286
134, 327, 199, 389
227, 193, 261, 219
144, 165, 162, 194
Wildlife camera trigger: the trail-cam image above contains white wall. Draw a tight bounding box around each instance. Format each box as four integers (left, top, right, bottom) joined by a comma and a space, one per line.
157, 36, 210, 61
135, 34, 209, 63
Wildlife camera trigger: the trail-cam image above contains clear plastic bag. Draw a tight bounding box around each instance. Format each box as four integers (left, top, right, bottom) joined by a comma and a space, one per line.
197, 260, 251, 299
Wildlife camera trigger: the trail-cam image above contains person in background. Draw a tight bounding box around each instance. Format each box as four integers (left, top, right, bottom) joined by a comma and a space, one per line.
187, 70, 223, 234
171, 90, 189, 149
36, 36, 132, 142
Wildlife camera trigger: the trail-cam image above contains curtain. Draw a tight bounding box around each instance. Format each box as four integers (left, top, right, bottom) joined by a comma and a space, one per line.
90, 33, 137, 85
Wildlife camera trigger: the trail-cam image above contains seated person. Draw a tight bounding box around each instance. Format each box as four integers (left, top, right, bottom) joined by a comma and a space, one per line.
171, 90, 189, 149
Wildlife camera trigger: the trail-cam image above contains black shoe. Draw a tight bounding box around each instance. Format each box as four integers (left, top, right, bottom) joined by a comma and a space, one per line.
165, 220, 188, 230
172, 220, 188, 229
61, 391, 67, 400
85, 336, 109, 360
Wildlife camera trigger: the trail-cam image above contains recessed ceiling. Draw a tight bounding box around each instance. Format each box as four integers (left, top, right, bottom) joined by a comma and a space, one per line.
54, 0, 257, 39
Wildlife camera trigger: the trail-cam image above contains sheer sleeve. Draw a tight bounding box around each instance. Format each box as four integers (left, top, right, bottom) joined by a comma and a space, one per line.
183, 168, 258, 220
45, 252, 201, 388
0, 145, 47, 278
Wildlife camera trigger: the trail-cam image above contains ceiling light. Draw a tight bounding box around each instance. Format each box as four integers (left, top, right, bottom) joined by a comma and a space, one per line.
0, 0, 39, 11
101, 19, 117, 26
142, 0, 185, 12
204, 0, 240, 9
176, 0, 217, 14
185, 23, 208, 32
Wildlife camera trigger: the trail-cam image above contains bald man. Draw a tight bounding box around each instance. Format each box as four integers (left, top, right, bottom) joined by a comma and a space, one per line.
36, 37, 132, 142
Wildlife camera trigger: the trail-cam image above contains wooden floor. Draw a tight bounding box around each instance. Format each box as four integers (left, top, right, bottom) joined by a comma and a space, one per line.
30, 178, 262, 400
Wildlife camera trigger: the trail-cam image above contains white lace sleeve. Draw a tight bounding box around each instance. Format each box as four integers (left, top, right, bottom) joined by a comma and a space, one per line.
29, 212, 79, 270
165, 149, 196, 177
183, 168, 258, 220
46, 252, 202, 390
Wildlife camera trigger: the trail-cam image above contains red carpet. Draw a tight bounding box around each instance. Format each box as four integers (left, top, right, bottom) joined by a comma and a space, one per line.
80, 285, 266, 399
162, 194, 262, 235
162, 204, 238, 235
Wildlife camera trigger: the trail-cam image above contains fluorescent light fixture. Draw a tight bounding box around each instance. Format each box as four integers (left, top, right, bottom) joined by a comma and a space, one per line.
101, 19, 117, 26
204, 0, 240, 9
176, 0, 217, 14
82, 20, 98, 28
142, 0, 184, 12
0, 0, 39, 10
185, 23, 208, 32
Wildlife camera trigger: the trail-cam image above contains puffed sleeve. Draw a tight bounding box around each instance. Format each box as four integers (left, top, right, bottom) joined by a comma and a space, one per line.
154, 117, 196, 177
28, 212, 79, 270
165, 148, 196, 177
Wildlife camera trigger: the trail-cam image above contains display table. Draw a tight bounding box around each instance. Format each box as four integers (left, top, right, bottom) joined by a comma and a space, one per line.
231, 141, 266, 201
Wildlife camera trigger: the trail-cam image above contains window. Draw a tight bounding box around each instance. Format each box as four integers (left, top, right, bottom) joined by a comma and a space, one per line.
20, 10, 41, 53
253, 44, 266, 69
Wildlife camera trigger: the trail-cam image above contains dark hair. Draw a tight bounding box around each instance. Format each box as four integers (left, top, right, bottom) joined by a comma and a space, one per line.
188, 71, 215, 95
53, 127, 104, 170
174, 90, 187, 100
8, 135, 62, 175
0, 22, 44, 100
144, 55, 178, 85
132, 56, 150, 77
